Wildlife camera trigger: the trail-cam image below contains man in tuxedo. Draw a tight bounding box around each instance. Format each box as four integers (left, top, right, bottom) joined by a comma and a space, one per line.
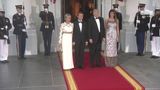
88, 9, 105, 67
73, 12, 88, 69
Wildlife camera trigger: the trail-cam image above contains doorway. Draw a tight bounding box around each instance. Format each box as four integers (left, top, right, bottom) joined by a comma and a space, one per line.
61, 0, 97, 21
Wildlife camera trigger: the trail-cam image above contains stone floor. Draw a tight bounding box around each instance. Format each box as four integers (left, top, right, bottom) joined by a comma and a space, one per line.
0, 52, 160, 90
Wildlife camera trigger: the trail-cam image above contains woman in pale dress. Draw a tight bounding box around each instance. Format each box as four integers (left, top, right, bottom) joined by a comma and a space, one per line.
59, 14, 74, 70
104, 9, 119, 67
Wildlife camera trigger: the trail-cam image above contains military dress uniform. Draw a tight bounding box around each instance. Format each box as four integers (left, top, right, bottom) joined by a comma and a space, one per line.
134, 4, 150, 56
113, 4, 122, 30
39, 4, 55, 56
112, 4, 122, 51
0, 10, 12, 63
150, 9, 160, 58
13, 5, 28, 59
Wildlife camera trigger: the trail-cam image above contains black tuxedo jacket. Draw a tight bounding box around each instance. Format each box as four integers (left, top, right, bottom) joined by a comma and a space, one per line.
73, 20, 88, 43
88, 16, 105, 43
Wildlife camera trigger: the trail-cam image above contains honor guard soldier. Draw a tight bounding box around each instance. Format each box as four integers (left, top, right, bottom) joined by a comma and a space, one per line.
113, 4, 122, 30
13, 5, 28, 59
113, 4, 122, 51
0, 9, 12, 63
39, 4, 55, 56
150, 9, 160, 59
134, 3, 150, 56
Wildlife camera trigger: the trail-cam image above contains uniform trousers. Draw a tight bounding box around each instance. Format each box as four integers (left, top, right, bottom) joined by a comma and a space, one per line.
42, 31, 52, 55
17, 34, 26, 58
151, 36, 160, 57
136, 31, 145, 54
0, 39, 8, 61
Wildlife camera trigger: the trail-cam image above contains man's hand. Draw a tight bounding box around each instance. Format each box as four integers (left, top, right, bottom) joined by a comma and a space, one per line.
89, 39, 93, 44
85, 41, 88, 46
5, 26, 8, 30
102, 38, 105, 41
22, 29, 26, 32
72, 42, 75, 46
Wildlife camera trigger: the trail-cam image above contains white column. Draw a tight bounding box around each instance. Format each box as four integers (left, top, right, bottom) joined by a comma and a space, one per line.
3, 0, 23, 20
51, 0, 62, 52
0, 0, 3, 9
101, 0, 112, 19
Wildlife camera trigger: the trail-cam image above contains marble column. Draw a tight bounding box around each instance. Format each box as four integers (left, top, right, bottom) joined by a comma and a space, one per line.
101, 0, 112, 18
0, 0, 3, 9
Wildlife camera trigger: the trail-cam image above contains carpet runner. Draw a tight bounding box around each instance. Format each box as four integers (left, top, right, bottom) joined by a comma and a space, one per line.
58, 52, 144, 90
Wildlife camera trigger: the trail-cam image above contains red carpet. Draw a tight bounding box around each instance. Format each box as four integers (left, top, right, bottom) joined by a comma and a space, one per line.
58, 52, 144, 90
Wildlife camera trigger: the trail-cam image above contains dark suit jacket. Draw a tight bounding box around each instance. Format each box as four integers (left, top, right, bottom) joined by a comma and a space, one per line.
88, 16, 105, 43
73, 20, 87, 43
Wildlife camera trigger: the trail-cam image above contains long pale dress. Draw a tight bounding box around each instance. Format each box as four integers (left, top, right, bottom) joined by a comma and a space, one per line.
105, 21, 118, 57
59, 22, 74, 70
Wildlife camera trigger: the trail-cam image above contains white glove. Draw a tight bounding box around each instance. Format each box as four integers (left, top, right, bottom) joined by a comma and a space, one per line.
136, 20, 140, 23
5, 26, 8, 29
151, 33, 153, 35
24, 21, 27, 26
22, 29, 26, 32
4, 35, 8, 39
152, 24, 156, 27
1, 28, 4, 30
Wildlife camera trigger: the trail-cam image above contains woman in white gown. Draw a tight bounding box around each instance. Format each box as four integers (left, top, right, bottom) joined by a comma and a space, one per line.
59, 14, 74, 70
104, 9, 119, 67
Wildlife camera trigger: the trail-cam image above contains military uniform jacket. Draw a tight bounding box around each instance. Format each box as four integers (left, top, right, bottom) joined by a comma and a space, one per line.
39, 11, 55, 31
13, 13, 27, 37
116, 11, 122, 30
134, 12, 150, 32
0, 17, 12, 39
150, 15, 160, 36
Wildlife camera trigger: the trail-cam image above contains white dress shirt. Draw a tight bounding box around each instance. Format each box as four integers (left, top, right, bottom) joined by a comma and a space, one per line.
95, 17, 100, 32
78, 20, 82, 32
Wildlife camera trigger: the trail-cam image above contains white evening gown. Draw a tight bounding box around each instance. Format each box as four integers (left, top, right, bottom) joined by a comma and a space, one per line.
59, 22, 74, 70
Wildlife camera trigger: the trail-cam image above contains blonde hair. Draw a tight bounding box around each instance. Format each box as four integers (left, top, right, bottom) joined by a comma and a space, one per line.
64, 13, 71, 20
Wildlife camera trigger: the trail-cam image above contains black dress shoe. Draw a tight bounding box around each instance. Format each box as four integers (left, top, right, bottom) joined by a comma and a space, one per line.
139, 53, 144, 56
151, 56, 159, 59
78, 66, 83, 69
0, 61, 5, 63
18, 57, 26, 60
96, 64, 101, 67
45, 53, 50, 56
4, 60, 9, 63
151, 56, 155, 58
91, 64, 95, 68
136, 53, 140, 56
0, 60, 8, 64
